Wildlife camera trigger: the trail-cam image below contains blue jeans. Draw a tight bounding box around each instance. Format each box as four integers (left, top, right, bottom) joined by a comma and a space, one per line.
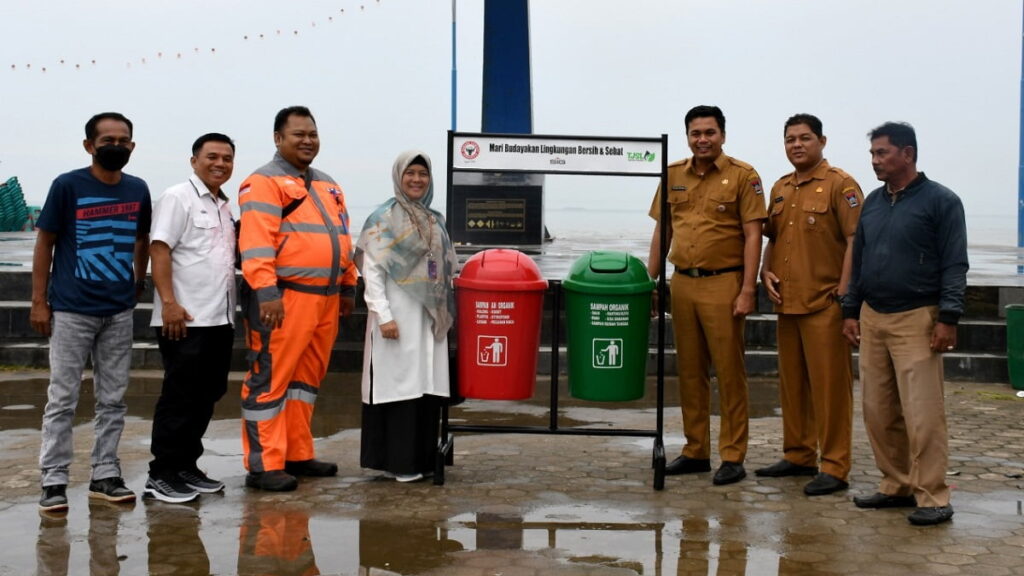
39, 309, 134, 486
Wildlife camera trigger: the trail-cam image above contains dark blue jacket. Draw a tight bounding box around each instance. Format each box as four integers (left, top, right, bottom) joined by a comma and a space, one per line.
842, 173, 968, 325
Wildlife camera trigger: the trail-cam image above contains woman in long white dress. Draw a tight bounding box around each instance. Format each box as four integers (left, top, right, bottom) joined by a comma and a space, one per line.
354, 151, 457, 482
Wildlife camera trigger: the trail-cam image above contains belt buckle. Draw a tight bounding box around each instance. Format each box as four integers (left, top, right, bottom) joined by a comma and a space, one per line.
685, 268, 700, 278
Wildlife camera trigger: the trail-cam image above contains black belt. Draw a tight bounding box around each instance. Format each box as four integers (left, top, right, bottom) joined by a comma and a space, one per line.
677, 265, 743, 278
278, 279, 343, 296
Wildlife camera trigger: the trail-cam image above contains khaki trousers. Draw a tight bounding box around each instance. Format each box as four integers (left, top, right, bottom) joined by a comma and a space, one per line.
776, 303, 853, 479
859, 303, 950, 507
670, 272, 748, 463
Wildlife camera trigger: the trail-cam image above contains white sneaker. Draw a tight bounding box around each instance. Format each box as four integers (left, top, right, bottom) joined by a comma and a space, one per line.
395, 473, 424, 483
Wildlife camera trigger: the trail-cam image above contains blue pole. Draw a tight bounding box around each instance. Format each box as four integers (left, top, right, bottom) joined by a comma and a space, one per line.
481, 0, 533, 134
451, 0, 457, 131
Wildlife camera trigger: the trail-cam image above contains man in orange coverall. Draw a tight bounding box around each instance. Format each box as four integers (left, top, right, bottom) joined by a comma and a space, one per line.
238, 106, 356, 491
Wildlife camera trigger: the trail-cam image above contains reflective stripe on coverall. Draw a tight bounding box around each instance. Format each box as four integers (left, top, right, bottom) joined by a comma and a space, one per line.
238, 155, 356, 472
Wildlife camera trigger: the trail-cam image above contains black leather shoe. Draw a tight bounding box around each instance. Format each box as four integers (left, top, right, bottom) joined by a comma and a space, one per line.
245, 470, 298, 492
907, 505, 954, 526
853, 492, 917, 509
664, 456, 712, 475
803, 473, 849, 496
712, 462, 746, 485
754, 459, 818, 477
285, 459, 338, 477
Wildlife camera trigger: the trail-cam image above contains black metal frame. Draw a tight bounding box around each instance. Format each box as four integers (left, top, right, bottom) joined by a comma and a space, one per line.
438, 130, 670, 490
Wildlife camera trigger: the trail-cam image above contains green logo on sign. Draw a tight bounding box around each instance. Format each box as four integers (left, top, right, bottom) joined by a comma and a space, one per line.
628, 151, 657, 162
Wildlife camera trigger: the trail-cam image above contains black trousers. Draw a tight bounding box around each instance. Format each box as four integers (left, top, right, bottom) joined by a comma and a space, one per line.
360, 395, 442, 476
149, 324, 234, 477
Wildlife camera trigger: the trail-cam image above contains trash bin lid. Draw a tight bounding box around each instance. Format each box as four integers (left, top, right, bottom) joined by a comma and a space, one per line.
563, 251, 655, 295
454, 248, 549, 291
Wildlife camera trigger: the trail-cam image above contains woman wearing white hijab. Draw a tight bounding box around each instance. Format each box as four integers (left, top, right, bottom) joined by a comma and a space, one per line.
354, 150, 458, 482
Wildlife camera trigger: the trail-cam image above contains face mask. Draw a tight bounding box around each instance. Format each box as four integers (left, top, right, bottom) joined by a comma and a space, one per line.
95, 145, 132, 171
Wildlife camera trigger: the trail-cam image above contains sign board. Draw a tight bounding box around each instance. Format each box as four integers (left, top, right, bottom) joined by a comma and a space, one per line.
453, 134, 662, 176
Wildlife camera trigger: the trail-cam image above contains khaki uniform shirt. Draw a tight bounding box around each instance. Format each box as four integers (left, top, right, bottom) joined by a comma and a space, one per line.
764, 160, 862, 314
649, 153, 767, 271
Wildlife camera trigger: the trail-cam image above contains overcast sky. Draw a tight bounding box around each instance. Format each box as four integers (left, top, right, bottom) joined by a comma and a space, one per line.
1, 0, 1020, 243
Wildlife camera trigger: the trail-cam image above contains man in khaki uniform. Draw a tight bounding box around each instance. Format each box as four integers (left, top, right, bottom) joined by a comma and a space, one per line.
648, 105, 767, 485
756, 114, 862, 496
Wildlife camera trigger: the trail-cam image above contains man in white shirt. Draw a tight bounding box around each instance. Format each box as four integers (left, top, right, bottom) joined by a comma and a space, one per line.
144, 133, 238, 503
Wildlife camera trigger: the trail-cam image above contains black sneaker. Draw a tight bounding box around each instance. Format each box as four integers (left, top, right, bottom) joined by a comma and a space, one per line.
143, 476, 199, 504
245, 470, 298, 492
284, 459, 338, 477
88, 477, 136, 503
39, 485, 69, 512
178, 469, 225, 494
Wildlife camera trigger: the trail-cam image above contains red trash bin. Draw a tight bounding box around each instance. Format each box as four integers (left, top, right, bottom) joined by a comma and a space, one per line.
454, 249, 548, 399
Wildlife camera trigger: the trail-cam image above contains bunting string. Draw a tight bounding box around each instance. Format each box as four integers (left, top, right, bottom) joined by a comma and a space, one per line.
8, 1, 380, 73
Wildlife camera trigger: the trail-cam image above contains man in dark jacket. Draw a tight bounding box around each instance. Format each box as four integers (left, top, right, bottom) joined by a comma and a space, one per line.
841, 121, 968, 526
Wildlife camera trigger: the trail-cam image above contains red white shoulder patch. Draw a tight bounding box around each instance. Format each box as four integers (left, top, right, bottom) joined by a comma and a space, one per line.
752, 179, 764, 195
843, 189, 859, 208
239, 185, 251, 198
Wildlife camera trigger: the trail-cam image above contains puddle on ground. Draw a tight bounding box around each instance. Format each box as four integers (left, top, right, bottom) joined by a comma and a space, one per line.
8, 467, 1024, 575
945, 490, 1024, 527
21, 501, 801, 575
0, 374, 781, 432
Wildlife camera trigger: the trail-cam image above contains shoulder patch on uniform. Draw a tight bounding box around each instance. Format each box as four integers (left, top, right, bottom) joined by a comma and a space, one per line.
829, 166, 853, 180
239, 185, 251, 198
843, 188, 859, 208
751, 179, 764, 195
671, 186, 687, 191
727, 157, 754, 170
774, 196, 784, 204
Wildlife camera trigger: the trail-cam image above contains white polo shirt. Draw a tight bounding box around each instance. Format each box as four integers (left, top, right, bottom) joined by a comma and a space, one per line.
150, 174, 237, 327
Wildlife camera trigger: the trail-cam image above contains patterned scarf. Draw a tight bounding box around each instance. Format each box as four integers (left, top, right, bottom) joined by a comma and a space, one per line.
355, 150, 457, 340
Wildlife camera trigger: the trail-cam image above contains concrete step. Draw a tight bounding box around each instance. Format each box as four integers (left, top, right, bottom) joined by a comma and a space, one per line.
0, 270, 1013, 383
0, 269, 1020, 319
1, 339, 1006, 383
0, 301, 1009, 353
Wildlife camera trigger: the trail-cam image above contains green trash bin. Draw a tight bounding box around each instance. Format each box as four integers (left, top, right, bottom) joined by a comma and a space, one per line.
1007, 304, 1024, 391
563, 251, 655, 401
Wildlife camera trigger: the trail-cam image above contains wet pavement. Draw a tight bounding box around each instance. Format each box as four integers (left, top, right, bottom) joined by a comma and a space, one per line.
0, 371, 1022, 575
